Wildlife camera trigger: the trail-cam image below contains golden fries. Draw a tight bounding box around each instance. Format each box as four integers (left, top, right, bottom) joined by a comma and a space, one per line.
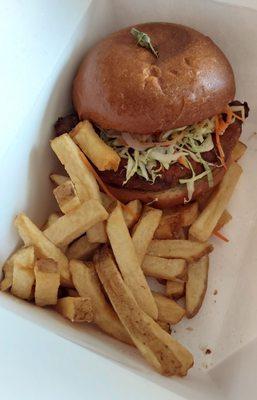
10, 246, 35, 300
66, 235, 100, 260
95, 247, 193, 376
166, 280, 185, 299
189, 163, 242, 242
186, 255, 209, 318
147, 240, 213, 262
43, 199, 108, 247
231, 141, 247, 162
53, 180, 80, 214
14, 213, 70, 285
42, 213, 61, 230
152, 292, 185, 324
72, 120, 120, 171
132, 207, 162, 265
0, 246, 35, 292
69, 259, 132, 345
214, 209, 232, 232
142, 256, 186, 280
51, 133, 101, 202
55, 296, 94, 322
50, 174, 69, 186
157, 321, 171, 333
34, 259, 60, 306
106, 204, 158, 319
123, 200, 142, 229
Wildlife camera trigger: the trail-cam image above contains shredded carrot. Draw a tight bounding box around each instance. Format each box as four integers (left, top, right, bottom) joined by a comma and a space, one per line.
213, 230, 229, 243
178, 156, 190, 169
215, 116, 227, 169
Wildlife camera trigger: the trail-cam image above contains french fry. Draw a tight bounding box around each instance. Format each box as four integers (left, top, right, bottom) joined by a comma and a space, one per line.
147, 240, 213, 262
166, 280, 185, 299
0, 246, 35, 292
95, 247, 194, 376
55, 296, 94, 322
186, 255, 209, 318
11, 264, 35, 300
42, 213, 61, 230
157, 321, 171, 333
189, 163, 242, 242
50, 174, 69, 186
106, 204, 158, 319
72, 120, 120, 172
87, 221, 107, 244
43, 199, 108, 247
123, 200, 142, 229
152, 292, 185, 324
51, 133, 101, 202
51, 134, 107, 244
69, 259, 132, 345
132, 207, 162, 265
231, 141, 247, 162
14, 213, 70, 285
66, 235, 100, 260
53, 180, 80, 214
214, 209, 232, 232
35, 259, 60, 306
141, 256, 186, 281
10, 246, 36, 299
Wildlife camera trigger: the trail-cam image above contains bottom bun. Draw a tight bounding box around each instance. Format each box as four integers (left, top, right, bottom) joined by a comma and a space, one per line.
106, 166, 226, 209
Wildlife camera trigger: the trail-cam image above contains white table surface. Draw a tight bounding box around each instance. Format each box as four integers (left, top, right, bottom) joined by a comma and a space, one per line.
0, 306, 183, 400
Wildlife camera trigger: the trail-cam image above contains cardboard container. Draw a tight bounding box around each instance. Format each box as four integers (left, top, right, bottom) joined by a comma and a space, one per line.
1, 0, 257, 398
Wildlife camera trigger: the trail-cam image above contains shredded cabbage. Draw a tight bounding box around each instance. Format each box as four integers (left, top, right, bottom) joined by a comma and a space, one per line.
100, 116, 219, 201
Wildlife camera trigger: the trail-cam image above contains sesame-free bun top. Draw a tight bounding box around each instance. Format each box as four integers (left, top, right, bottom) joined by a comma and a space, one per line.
73, 22, 235, 134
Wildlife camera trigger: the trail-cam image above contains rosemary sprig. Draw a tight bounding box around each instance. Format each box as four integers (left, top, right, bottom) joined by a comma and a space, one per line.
130, 27, 158, 58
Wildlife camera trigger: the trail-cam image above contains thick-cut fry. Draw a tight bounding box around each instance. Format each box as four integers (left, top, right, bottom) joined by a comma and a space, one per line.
132, 207, 162, 265
69, 259, 132, 345
11, 265, 35, 300
142, 256, 186, 280
72, 120, 120, 172
50, 174, 69, 186
35, 259, 60, 306
106, 204, 158, 319
152, 292, 185, 324
53, 180, 80, 214
123, 200, 142, 229
166, 280, 185, 299
147, 240, 213, 262
95, 247, 194, 376
11, 250, 35, 301
189, 163, 242, 242
231, 141, 247, 162
43, 213, 61, 230
186, 255, 209, 318
214, 209, 232, 232
0, 246, 35, 292
87, 221, 107, 244
14, 213, 70, 285
154, 222, 174, 239
66, 235, 100, 260
51, 133, 101, 202
55, 296, 94, 322
43, 199, 108, 247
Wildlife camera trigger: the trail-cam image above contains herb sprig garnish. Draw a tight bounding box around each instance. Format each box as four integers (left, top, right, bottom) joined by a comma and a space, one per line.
130, 28, 158, 58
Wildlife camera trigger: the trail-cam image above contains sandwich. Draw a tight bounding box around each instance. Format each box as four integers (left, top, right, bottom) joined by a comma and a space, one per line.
55, 22, 248, 208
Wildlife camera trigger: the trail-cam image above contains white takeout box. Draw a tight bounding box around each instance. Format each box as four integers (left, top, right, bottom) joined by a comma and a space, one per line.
1, 0, 257, 398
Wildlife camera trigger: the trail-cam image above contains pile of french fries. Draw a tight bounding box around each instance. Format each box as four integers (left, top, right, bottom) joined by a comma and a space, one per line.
0, 120, 247, 376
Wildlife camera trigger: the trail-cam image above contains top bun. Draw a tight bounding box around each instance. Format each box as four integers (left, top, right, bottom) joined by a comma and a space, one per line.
73, 22, 235, 134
